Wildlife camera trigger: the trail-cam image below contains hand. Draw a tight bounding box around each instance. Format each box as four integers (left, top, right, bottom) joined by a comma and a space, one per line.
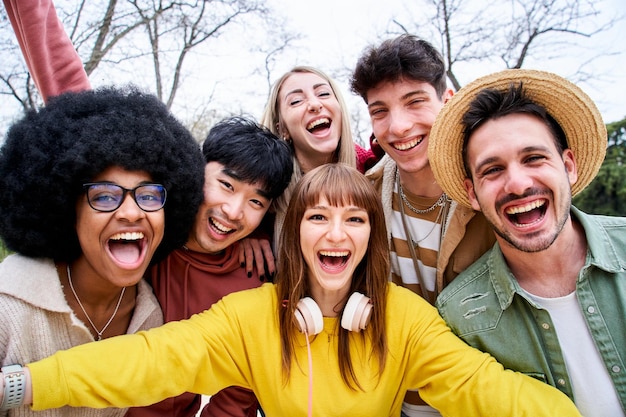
238, 237, 275, 281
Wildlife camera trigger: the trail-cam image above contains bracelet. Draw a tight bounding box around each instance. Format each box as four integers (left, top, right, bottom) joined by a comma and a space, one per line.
0, 365, 26, 411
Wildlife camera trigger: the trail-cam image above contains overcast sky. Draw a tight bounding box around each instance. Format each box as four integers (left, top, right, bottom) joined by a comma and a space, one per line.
1, 0, 624, 141
261, 0, 625, 125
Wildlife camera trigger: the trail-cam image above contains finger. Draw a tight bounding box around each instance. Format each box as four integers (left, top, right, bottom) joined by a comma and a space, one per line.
238, 240, 247, 268
244, 241, 255, 278
244, 239, 264, 281
259, 240, 276, 277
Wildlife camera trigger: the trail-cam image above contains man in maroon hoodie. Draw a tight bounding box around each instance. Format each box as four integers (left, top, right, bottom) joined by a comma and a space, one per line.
140, 116, 292, 417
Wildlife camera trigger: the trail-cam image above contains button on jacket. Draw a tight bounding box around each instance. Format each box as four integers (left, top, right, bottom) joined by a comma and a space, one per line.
437, 207, 626, 412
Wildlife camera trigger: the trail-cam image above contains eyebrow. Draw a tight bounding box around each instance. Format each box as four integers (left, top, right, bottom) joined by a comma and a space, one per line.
221, 168, 272, 200
473, 145, 553, 173
284, 82, 330, 98
473, 156, 500, 174
367, 89, 429, 109
308, 204, 367, 213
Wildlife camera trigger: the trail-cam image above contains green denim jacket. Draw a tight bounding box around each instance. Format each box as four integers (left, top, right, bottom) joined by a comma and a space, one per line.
436, 207, 626, 412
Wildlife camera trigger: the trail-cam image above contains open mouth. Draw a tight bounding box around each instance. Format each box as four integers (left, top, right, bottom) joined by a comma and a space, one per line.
393, 135, 424, 151
108, 232, 146, 264
209, 217, 234, 235
307, 118, 331, 133
318, 250, 350, 270
505, 199, 547, 227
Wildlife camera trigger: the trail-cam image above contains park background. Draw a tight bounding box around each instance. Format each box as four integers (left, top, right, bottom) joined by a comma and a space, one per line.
0, 0, 625, 260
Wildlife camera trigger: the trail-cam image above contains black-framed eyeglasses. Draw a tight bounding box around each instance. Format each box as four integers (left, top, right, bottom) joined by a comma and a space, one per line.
83, 183, 167, 212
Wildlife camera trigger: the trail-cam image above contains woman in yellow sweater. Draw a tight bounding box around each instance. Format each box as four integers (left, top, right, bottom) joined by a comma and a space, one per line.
2, 164, 580, 416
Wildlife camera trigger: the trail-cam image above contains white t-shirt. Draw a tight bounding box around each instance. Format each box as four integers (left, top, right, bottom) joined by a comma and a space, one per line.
525, 291, 624, 417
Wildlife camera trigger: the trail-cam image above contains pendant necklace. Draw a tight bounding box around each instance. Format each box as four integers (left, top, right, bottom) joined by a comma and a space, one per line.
67, 265, 126, 341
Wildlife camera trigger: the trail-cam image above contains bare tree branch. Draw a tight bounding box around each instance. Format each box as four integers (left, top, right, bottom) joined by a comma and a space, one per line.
386, 0, 620, 93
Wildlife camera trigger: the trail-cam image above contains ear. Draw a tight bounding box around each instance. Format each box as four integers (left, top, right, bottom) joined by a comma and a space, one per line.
562, 149, 578, 186
442, 88, 454, 104
464, 178, 481, 211
277, 122, 290, 141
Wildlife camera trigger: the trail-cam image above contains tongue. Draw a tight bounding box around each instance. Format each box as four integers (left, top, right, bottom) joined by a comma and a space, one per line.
109, 241, 141, 264
322, 255, 345, 268
514, 208, 542, 225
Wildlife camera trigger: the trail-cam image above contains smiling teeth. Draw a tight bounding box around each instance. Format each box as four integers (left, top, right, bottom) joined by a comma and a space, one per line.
319, 250, 349, 257
393, 136, 423, 151
505, 200, 545, 215
211, 218, 233, 233
110, 232, 144, 241
307, 118, 330, 130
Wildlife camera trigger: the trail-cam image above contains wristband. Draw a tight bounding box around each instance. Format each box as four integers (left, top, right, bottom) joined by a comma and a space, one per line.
0, 365, 26, 410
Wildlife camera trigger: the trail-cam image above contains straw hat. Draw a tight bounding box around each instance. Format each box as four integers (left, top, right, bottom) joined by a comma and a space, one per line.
429, 69, 607, 209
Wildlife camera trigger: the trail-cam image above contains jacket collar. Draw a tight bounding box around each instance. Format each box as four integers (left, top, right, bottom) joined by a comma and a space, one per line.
0, 254, 71, 313
488, 207, 625, 310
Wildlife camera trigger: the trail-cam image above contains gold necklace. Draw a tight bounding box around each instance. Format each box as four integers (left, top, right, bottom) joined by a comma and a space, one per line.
66, 265, 126, 341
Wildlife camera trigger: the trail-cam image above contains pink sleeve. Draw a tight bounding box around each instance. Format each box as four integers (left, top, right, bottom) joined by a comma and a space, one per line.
4, 0, 91, 103
354, 142, 384, 173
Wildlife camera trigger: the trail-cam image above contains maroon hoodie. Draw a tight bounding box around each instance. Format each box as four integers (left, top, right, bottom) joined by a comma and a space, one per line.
124, 242, 261, 417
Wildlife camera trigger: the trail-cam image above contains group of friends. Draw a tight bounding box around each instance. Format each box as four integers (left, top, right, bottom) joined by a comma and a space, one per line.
0, 0, 623, 416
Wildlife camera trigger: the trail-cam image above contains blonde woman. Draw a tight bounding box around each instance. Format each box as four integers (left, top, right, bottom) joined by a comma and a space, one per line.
260, 66, 380, 247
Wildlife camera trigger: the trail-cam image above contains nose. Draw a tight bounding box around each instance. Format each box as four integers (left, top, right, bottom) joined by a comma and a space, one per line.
222, 195, 245, 221
308, 99, 322, 113
388, 109, 413, 138
503, 164, 534, 196
115, 193, 145, 221
326, 219, 347, 243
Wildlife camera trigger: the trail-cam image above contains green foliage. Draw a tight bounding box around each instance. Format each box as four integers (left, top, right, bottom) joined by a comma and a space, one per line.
0, 239, 10, 263
573, 117, 626, 216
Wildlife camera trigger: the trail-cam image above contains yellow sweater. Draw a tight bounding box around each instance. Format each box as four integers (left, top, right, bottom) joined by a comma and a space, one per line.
29, 283, 581, 416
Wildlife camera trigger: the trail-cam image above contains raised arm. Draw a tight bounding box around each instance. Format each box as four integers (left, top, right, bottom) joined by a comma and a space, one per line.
3, 0, 91, 102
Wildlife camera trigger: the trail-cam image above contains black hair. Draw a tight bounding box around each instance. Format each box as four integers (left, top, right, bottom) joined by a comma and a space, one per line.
461, 83, 569, 177
350, 34, 448, 102
201, 116, 293, 200
0, 86, 205, 262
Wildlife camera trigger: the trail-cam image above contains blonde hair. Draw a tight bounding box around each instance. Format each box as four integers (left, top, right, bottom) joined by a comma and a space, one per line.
276, 164, 389, 390
260, 66, 357, 215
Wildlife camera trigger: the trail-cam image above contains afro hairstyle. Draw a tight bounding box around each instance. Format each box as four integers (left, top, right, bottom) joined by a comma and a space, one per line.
0, 85, 205, 262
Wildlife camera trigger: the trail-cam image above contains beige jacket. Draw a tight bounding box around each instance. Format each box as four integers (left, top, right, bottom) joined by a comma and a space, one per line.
366, 154, 495, 299
0, 254, 163, 417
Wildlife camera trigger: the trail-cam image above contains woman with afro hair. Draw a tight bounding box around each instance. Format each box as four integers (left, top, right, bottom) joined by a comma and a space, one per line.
0, 86, 205, 417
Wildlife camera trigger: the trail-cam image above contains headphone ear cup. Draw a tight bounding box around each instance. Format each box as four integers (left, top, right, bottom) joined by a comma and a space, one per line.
295, 297, 324, 335
341, 292, 372, 332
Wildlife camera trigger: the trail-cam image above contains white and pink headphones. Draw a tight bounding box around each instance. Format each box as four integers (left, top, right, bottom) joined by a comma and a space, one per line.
294, 292, 372, 334
292, 292, 372, 417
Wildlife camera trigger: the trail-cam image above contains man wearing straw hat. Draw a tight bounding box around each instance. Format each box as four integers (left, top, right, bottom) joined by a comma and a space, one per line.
432, 69, 625, 416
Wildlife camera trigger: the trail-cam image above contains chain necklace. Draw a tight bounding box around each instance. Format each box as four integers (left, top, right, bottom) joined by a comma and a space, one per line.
66, 265, 126, 341
395, 170, 451, 304
399, 182, 448, 215
412, 199, 447, 244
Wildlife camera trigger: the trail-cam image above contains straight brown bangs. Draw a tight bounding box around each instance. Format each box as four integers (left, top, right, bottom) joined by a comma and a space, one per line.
278, 163, 389, 388
295, 163, 378, 216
